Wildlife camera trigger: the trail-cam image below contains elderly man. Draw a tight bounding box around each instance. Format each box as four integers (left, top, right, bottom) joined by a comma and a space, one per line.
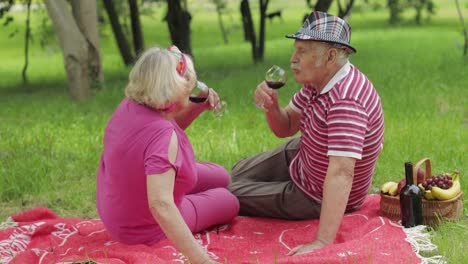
229, 11, 384, 255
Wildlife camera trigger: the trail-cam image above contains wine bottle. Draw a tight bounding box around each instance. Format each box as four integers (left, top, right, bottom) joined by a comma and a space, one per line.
399, 162, 423, 227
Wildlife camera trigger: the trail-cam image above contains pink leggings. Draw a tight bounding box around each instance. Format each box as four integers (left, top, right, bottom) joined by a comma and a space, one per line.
179, 162, 239, 233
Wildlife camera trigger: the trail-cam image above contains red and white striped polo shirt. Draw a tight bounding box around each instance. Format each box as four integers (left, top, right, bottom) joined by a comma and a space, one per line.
289, 62, 384, 211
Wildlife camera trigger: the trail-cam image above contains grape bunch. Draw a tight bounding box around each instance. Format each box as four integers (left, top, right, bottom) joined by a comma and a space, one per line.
422, 174, 453, 190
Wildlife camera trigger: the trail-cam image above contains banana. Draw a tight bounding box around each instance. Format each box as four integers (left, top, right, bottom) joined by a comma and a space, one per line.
381, 181, 397, 194
418, 183, 435, 200
431, 177, 461, 201
388, 182, 399, 196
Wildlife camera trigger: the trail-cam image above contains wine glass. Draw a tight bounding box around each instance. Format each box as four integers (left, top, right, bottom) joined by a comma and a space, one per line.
265, 65, 288, 89
256, 65, 287, 110
190, 81, 227, 118
189, 81, 209, 103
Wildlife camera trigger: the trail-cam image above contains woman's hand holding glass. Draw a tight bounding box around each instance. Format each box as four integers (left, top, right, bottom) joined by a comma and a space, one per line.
190, 81, 227, 118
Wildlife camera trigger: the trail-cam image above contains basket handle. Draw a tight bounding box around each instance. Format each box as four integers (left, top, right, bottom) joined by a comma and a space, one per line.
413, 158, 432, 183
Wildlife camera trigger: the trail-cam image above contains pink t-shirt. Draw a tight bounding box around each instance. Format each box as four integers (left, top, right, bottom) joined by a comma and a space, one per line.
96, 98, 197, 245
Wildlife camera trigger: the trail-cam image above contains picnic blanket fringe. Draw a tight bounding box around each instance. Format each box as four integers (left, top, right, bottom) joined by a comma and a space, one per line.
401, 224, 446, 264
0, 217, 17, 231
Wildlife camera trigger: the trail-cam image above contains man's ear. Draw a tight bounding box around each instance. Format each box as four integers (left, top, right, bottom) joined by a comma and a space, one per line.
327, 48, 337, 65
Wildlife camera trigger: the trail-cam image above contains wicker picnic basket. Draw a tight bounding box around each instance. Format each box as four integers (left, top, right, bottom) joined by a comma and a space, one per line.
379, 158, 464, 227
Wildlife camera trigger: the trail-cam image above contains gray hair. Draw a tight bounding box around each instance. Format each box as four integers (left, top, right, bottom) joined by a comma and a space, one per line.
327, 43, 349, 65
125, 46, 196, 109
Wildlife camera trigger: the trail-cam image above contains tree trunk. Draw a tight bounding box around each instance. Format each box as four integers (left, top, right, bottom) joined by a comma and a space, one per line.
166, 0, 192, 56
44, 0, 91, 101
414, 0, 426, 25
337, 0, 355, 19
388, 0, 401, 24
215, 4, 228, 44
258, 0, 269, 62
240, 0, 253, 42
102, 0, 134, 65
71, 0, 104, 87
455, 0, 468, 56
315, 0, 334, 12
128, 0, 144, 55
22, 0, 31, 85
240, 0, 257, 62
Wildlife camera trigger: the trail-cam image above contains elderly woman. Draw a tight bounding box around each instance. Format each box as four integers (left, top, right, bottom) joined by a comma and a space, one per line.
96, 46, 239, 264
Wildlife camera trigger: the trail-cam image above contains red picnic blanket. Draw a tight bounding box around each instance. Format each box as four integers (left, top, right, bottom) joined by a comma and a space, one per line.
0, 194, 427, 264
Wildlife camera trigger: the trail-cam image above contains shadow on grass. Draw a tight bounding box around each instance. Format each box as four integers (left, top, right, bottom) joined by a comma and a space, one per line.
0, 70, 131, 99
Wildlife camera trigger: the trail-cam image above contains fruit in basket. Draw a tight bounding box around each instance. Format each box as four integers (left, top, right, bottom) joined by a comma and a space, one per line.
430, 171, 461, 201
381, 181, 398, 196
397, 179, 406, 194
418, 170, 461, 200
418, 183, 435, 200
431, 180, 460, 200
388, 182, 399, 196
420, 172, 454, 191
381, 181, 395, 193
417, 168, 425, 184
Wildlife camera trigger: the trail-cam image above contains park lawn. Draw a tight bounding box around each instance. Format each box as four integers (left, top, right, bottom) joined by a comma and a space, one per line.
0, 0, 467, 263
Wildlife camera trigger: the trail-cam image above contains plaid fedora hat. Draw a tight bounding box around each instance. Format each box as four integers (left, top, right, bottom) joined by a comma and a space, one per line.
286, 11, 356, 54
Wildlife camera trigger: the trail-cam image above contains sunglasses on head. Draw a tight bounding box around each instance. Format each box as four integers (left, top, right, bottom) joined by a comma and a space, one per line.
168, 45, 187, 77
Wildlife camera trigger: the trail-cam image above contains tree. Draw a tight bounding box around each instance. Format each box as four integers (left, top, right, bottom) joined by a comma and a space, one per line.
211, 0, 229, 44
337, 0, 355, 19
387, 0, 435, 24
101, 0, 146, 64
166, 0, 192, 55
0, 0, 15, 36
128, 0, 144, 55
22, 0, 31, 84
1, 0, 32, 84
304, 0, 354, 19
240, 0, 255, 43
44, 0, 103, 101
388, 0, 401, 24
102, 0, 134, 65
455, 0, 467, 56
258, 0, 269, 62
314, 0, 334, 12
71, 0, 104, 85
240, 0, 270, 63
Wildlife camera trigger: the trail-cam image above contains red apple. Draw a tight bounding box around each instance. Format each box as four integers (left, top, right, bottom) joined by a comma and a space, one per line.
397, 179, 406, 194
417, 168, 425, 184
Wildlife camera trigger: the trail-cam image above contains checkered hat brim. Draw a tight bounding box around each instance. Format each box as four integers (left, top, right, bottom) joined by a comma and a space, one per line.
286, 11, 356, 54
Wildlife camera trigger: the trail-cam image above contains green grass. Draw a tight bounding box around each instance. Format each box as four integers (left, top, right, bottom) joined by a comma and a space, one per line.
0, 0, 467, 263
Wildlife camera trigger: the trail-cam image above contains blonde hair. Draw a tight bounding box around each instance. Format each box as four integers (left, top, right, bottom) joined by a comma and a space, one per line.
125, 46, 197, 109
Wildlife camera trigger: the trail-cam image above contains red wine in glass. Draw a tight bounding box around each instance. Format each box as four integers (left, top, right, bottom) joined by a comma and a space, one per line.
265, 81, 286, 89
189, 81, 209, 103
189, 96, 207, 103
265, 65, 287, 90
189, 81, 227, 118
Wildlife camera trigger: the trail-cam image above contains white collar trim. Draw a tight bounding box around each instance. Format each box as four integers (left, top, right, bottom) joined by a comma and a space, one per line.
320, 61, 351, 94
